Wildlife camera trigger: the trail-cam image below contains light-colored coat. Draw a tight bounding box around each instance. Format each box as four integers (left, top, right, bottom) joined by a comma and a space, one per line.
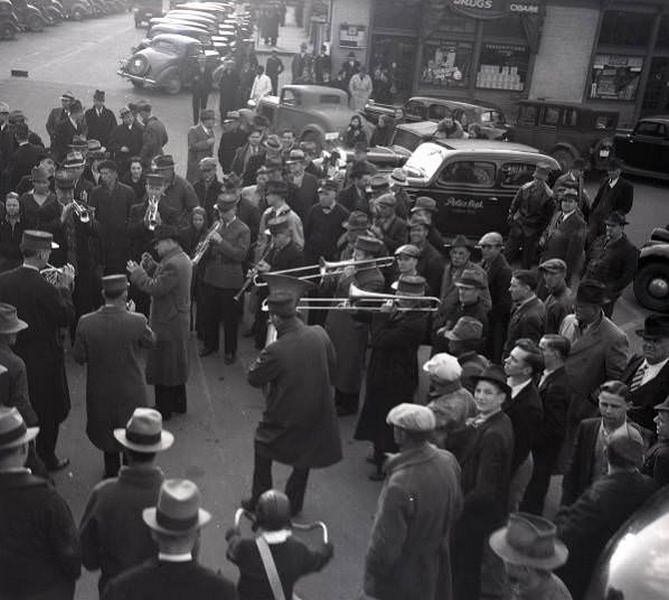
186, 124, 215, 184
349, 73, 373, 110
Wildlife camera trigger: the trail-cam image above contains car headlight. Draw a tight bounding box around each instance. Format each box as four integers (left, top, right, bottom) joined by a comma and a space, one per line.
126, 55, 148, 75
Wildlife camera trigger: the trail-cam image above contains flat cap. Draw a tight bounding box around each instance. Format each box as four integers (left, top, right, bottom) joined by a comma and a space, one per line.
478, 231, 504, 246
411, 196, 436, 213
512, 269, 538, 290
199, 157, 217, 171
394, 244, 420, 258
318, 178, 339, 192
539, 258, 567, 273
387, 403, 436, 432
375, 192, 396, 207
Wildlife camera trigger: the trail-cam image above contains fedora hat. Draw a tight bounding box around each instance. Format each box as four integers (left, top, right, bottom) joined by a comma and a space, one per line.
576, 279, 607, 305
444, 316, 483, 341
343, 210, 369, 231
114, 407, 173, 452
0, 406, 39, 450
411, 196, 437, 213
0, 303, 28, 335
143, 479, 211, 535
390, 168, 407, 186
447, 234, 476, 251
635, 314, 669, 339
262, 134, 282, 152
396, 275, 426, 296
470, 365, 510, 395
455, 268, 486, 289
489, 512, 568, 570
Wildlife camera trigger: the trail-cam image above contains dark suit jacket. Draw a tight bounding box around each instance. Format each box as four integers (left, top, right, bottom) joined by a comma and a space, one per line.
541, 209, 586, 282
287, 172, 319, 221
102, 559, 237, 600
374, 215, 408, 253
194, 178, 223, 224
85, 107, 117, 147
53, 117, 86, 163
503, 382, 543, 472
561, 417, 601, 507
585, 233, 639, 300
337, 184, 370, 214
623, 354, 669, 431
108, 122, 144, 175
536, 366, 570, 451
591, 177, 634, 218
504, 296, 546, 356
8, 142, 43, 191
483, 252, 512, 320
642, 440, 669, 487
544, 284, 573, 335
417, 242, 446, 301
231, 146, 266, 187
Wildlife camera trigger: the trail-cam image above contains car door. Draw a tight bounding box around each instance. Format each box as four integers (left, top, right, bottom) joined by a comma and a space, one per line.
276, 88, 305, 132
626, 120, 665, 171
428, 158, 500, 238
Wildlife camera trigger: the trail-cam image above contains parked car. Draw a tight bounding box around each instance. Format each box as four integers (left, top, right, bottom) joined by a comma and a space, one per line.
507, 100, 619, 172
400, 139, 560, 238
118, 33, 218, 94
133, 0, 162, 27
634, 225, 669, 312
0, 0, 22, 38
145, 22, 213, 49
613, 115, 669, 181
10, 0, 46, 30
364, 96, 509, 140
254, 85, 364, 152
61, 0, 93, 20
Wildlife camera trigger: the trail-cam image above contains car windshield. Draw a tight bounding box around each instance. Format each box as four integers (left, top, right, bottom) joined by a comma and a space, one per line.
151, 40, 181, 54
480, 110, 505, 125
391, 130, 421, 152
404, 143, 448, 179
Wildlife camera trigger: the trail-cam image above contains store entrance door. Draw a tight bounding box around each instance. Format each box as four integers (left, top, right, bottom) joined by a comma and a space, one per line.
369, 35, 417, 104
642, 57, 669, 115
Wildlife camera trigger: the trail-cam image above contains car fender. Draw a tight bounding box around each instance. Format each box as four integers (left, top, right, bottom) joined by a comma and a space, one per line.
550, 142, 581, 159
299, 123, 327, 143
639, 243, 669, 262
153, 64, 179, 84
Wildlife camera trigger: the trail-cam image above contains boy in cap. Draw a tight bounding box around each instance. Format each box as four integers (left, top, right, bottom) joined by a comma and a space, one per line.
303, 178, 348, 264
364, 403, 462, 600
73, 275, 156, 478
85, 90, 117, 148
80, 408, 173, 593
102, 479, 236, 600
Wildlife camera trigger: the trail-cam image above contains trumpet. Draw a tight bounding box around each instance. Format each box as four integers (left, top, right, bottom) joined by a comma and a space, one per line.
72, 198, 90, 223
146, 191, 160, 231
40, 262, 75, 288
192, 221, 222, 266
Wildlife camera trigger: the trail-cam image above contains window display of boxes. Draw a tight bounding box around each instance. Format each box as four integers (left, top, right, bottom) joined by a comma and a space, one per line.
476, 64, 523, 90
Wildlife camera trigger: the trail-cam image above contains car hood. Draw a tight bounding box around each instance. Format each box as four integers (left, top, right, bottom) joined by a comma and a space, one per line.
126, 46, 176, 68
310, 107, 360, 132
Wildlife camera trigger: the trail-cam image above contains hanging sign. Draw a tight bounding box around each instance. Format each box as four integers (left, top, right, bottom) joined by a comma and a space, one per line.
448, 0, 542, 20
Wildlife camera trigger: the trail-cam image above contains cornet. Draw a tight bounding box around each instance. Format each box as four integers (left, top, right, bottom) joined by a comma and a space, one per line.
40, 262, 75, 288
72, 198, 90, 223
145, 191, 160, 231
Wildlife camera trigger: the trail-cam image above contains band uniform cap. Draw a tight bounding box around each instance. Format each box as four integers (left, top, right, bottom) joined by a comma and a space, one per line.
375, 192, 396, 207
654, 397, 669, 412
154, 154, 175, 170
200, 108, 216, 121
146, 172, 165, 187
390, 168, 408, 186
263, 134, 282, 151
604, 211, 629, 226
411, 196, 437, 213
354, 235, 384, 257
576, 279, 607, 305
93, 89, 105, 100
22, 229, 59, 251
113, 407, 173, 452
394, 244, 420, 259
54, 170, 76, 190
262, 274, 315, 302
267, 216, 290, 235
455, 268, 486, 289
152, 224, 180, 243
142, 479, 211, 535
539, 258, 567, 273
60, 91, 75, 101
318, 178, 339, 192
489, 512, 568, 570
0, 303, 28, 335
512, 269, 538, 291
470, 365, 511, 395
444, 316, 484, 341
408, 215, 430, 230
369, 174, 390, 191
478, 231, 504, 247
0, 406, 39, 450
266, 180, 288, 197
31, 165, 50, 182
636, 314, 669, 339
63, 152, 86, 168
343, 210, 369, 231
286, 149, 306, 164
387, 403, 436, 432
102, 274, 128, 296
396, 275, 426, 296
423, 353, 462, 382
266, 290, 298, 318
119, 106, 131, 116
447, 234, 476, 251
199, 157, 217, 171
98, 159, 118, 172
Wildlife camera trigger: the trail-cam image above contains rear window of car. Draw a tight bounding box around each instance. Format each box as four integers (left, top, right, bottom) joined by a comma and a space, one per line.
517, 104, 538, 126
440, 161, 496, 186
318, 95, 342, 105
635, 121, 667, 137
429, 104, 451, 121
405, 101, 427, 120
499, 162, 537, 187
152, 40, 179, 54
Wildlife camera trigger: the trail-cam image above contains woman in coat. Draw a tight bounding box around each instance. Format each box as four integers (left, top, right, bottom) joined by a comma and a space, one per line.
354, 275, 428, 479
342, 115, 368, 148
349, 67, 373, 111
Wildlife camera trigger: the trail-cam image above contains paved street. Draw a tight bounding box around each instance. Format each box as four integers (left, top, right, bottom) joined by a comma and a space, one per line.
0, 13, 666, 599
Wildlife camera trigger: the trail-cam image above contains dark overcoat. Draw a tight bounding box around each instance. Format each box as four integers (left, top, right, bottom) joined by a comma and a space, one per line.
247, 316, 342, 469
503, 382, 543, 473
541, 209, 586, 282
584, 233, 638, 301
623, 354, 669, 431
504, 295, 546, 356
108, 121, 144, 176
85, 107, 118, 147
130, 247, 192, 386
364, 444, 463, 600
0, 266, 74, 424
73, 305, 155, 451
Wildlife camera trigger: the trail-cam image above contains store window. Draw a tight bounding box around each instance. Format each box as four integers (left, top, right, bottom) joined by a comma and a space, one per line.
420, 41, 473, 89
590, 54, 643, 101
476, 43, 528, 91
371, 0, 420, 31
598, 11, 653, 47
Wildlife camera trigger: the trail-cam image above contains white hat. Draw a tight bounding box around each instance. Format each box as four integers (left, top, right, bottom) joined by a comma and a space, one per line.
387, 403, 436, 432
423, 353, 462, 382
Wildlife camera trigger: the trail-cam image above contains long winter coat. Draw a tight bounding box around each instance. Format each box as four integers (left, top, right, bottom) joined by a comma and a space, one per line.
365, 443, 463, 600
130, 246, 192, 386
247, 316, 342, 469
73, 305, 155, 451
186, 123, 214, 184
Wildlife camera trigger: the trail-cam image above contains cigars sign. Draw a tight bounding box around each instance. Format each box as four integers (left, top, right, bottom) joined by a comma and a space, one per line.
449, 0, 542, 20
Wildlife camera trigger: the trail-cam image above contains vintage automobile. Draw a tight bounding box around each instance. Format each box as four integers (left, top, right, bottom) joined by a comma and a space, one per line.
507, 100, 619, 172
400, 139, 560, 238
364, 96, 509, 140
118, 33, 218, 94
613, 115, 669, 181
633, 225, 669, 312
133, 0, 163, 27
0, 0, 22, 38
61, 0, 93, 20
10, 0, 46, 30
254, 85, 365, 152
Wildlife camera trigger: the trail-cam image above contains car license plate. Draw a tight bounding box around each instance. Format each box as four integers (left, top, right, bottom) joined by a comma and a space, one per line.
599, 148, 610, 158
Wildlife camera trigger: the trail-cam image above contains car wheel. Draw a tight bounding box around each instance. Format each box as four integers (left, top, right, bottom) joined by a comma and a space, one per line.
28, 14, 44, 31
634, 261, 669, 312
0, 22, 16, 39
71, 8, 83, 19
162, 73, 182, 95
551, 148, 575, 173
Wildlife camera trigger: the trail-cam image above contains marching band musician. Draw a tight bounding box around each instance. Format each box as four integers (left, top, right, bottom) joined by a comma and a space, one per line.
391, 244, 420, 285
255, 180, 304, 262
324, 235, 385, 417
252, 216, 304, 350
199, 192, 251, 364
62, 150, 94, 202
127, 225, 192, 422
0, 230, 75, 471
180, 207, 209, 339
354, 275, 430, 480
369, 192, 407, 254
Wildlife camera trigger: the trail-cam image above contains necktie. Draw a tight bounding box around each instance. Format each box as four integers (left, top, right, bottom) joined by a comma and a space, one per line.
630, 362, 648, 391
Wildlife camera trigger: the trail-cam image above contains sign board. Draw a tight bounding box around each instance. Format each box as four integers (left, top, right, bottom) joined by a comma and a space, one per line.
339, 23, 367, 49
448, 0, 542, 20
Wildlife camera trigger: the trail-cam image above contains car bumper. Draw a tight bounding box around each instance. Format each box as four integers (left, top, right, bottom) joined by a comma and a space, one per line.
117, 70, 158, 87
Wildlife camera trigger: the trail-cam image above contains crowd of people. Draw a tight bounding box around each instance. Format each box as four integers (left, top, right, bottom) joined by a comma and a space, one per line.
0, 79, 667, 600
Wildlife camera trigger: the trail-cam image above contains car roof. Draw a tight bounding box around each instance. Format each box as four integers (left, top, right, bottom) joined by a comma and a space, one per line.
409, 96, 502, 112
639, 115, 669, 125
434, 139, 541, 153
396, 121, 438, 135
518, 99, 618, 114
150, 33, 202, 46
284, 84, 346, 95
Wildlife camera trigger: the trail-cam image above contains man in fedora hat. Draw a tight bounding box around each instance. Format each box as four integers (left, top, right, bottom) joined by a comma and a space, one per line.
489, 512, 570, 600
286, 148, 319, 222
108, 106, 143, 178
505, 270, 546, 357
137, 102, 168, 168
45, 91, 74, 149
622, 314, 669, 432
364, 403, 462, 600
73, 275, 156, 478
642, 396, 669, 486
556, 428, 657, 599
231, 129, 265, 187
303, 178, 348, 264
244, 287, 342, 516
0, 406, 81, 600
53, 99, 87, 164
85, 90, 117, 148
0, 230, 74, 470
584, 211, 638, 317
153, 154, 199, 228
588, 157, 634, 246
256, 179, 304, 259
186, 109, 216, 184
8, 122, 45, 192
80, 408, 173, 593
127, 225, 192, 420
102, 479, 236, 600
